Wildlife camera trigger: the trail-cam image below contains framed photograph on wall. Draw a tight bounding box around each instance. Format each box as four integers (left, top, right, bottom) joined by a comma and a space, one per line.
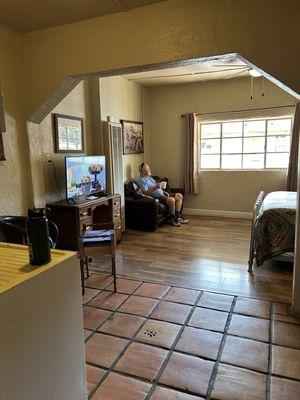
54, 113, 84, 153
121, 120, 144, 155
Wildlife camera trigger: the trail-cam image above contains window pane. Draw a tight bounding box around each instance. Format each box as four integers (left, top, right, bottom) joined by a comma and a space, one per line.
244, 137, 265, 153
243, 154, 264, 169
201, 123, 221, 139
222, 138, 242, 153
266, 153, 289, 168
267, 135, 290, 152
244, 120, 265, 137
200, 154, 220, 169
267, 118, 292, 135
222, 121, 243, 137
221, 154, 242, 169
201, 139, 220, 154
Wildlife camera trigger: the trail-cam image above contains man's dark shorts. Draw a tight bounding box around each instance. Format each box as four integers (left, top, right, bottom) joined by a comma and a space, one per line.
155, 193, 175, 203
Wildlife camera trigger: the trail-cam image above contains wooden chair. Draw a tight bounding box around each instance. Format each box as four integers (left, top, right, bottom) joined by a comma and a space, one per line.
79, 222, 117, 294
0, 215, 59, 248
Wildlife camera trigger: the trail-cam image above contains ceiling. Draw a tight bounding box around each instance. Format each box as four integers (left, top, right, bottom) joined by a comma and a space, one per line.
0, 0, 167, 33
122, 59, 252, 87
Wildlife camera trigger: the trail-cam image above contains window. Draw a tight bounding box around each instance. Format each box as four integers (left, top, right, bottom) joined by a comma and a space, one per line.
199, 117, 292, 170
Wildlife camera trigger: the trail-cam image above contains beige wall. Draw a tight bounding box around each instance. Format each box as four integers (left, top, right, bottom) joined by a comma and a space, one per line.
0, 26, 32, 214
148, 77, 296, 213
19, 0, 300, 123
0, 0, 299, 214
99, 76, 147, 182
34, 81, 96, 204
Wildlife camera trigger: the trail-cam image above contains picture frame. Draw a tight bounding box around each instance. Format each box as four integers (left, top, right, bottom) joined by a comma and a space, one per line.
121, 120, 144, 155
54, 113, 84, 153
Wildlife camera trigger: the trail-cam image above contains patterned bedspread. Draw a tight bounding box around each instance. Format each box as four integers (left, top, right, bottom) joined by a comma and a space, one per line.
255, 191, 296, 266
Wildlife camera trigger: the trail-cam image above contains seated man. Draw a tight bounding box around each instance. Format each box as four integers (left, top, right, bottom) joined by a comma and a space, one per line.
137, 163, 188, 227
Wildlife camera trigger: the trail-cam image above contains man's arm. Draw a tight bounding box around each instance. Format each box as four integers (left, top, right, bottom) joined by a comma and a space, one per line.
138, 179, 161, 196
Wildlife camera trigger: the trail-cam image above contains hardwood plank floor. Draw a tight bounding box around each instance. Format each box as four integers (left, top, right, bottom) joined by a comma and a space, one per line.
92, 216, 293, 303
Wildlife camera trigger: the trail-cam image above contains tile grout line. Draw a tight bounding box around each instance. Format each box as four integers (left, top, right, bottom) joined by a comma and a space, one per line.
85, 279, 144, 338
89, 282, 176, 399
86, 278, 145, 399
266, 302, 274, 400
144, 290, 205, 400
84, 274, 300, 399
89, 269, 291, 304
205, 296, 238, 400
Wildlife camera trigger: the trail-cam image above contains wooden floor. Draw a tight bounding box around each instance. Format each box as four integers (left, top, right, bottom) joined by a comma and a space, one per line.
92, 216, 293, 303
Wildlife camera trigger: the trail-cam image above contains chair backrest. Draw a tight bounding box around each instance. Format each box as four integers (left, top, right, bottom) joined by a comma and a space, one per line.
0, 216, 59, 249
0, 216, 27, 244
48, 221, 59, 249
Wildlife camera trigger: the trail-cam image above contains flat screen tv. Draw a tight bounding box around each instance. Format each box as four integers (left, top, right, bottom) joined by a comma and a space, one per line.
65, 155, 106, 199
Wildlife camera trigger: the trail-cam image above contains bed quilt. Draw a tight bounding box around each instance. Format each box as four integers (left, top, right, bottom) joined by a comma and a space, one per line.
255, 191, 296, 266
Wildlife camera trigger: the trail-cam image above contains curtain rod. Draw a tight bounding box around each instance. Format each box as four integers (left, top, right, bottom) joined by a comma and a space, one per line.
181, 104, 296, 118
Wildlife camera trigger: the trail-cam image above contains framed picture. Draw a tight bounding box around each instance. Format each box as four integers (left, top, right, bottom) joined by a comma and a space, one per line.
54, 113, 84, 153
121, 120, 144, 155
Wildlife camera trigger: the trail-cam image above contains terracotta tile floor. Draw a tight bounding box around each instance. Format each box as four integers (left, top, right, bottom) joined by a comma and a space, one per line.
83, 274, 300, 399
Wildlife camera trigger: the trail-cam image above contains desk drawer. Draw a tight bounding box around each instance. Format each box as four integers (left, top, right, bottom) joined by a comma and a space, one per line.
113, 211, 121, 221
112, 198, 120, 207
79, 207, 92, 218
79, 216, 93, 231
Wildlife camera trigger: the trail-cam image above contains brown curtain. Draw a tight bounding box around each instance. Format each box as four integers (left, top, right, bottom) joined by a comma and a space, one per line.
183, 113, 200, 194
286, 103, 300, 191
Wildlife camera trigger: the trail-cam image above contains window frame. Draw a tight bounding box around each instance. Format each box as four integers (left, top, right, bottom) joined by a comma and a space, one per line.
198, 116, 292, 171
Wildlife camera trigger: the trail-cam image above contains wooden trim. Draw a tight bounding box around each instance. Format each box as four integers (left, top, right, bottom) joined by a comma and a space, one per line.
53, 113, 84, 153
120, 119, 144, 155
183, 208, 252, 220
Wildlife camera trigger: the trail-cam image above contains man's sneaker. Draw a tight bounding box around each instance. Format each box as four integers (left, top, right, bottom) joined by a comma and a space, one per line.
167, 215, 181, 227
177, 215, 189, 224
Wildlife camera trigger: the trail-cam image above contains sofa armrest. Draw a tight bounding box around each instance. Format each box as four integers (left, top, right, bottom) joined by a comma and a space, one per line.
125, 196, 159, 208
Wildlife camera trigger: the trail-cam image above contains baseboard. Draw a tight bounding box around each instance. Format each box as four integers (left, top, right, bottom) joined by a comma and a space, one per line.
183, 208, 252, 220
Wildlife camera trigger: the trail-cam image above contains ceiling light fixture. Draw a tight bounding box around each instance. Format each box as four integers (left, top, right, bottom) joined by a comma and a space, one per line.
249, 69, 262, 77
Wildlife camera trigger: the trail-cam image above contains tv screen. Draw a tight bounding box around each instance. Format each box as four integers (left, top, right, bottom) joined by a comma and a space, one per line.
65, 155, 106, 199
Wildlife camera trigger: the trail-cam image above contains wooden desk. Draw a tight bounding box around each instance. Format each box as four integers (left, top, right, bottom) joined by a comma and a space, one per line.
47, 194, 121, 251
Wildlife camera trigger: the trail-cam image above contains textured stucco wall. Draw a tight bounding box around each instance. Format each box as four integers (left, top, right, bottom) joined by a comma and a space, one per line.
148, 77, 296, 212
1, 0, 299, 214
0, 27, 32, 215
99, 76, 147, 182
30, 81, 95, 206
19, 0, 300, 122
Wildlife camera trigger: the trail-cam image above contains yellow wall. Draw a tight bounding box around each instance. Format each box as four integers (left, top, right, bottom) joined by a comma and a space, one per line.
19, 0, 300, 123
37, 81, 96, 204
0, 0, 299, 215
0, 26, 32, 215
99, 76, 147, 182
148, 77, 296, 213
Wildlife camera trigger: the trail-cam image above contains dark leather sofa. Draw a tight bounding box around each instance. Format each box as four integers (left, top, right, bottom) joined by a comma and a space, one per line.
124, 178, 184, 231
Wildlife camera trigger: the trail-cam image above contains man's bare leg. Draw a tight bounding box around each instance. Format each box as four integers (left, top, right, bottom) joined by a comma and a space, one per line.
174, 193, 189, 224
175, 193, 183, 213
166, 196, 175, 215
165, 197, 180, 226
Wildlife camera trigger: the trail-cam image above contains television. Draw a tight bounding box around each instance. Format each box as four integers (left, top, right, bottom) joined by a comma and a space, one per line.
65, 155, 106, 199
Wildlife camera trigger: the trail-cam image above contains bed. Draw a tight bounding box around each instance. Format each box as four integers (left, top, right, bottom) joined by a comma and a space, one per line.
248, 191, 296, 272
